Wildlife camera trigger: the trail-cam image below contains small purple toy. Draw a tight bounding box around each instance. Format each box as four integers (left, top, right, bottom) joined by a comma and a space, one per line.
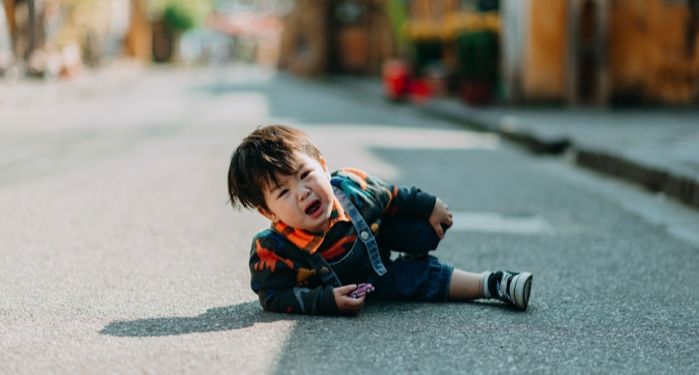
350, 283, 375, 298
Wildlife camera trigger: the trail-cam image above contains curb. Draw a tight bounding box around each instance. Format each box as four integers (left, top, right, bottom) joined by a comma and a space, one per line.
421, 99, 571, 155
424, 99, 699, 210
576, 149, 699, 209
333, 77, 699, 211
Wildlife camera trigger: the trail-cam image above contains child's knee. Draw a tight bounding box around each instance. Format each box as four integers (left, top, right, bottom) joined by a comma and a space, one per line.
409, 222, 440, 253
379, 218, 440, 255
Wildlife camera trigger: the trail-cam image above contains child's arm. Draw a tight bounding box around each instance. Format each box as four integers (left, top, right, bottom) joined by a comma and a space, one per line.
374, 173, 453, 238
250, 237, 364, 315
336, 168, 438, 220
383, 184, 438, 220
254, 282, 365, 315
335, 168, 453, 238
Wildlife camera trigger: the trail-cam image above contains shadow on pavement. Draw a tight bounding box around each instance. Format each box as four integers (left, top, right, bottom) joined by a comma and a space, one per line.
100, 301, 296, 337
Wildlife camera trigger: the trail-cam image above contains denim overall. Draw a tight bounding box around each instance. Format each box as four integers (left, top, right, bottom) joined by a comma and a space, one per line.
306, 186, 454, 302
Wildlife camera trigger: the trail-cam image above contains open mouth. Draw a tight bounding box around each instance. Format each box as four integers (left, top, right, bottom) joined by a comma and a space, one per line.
305, 200, 322, 216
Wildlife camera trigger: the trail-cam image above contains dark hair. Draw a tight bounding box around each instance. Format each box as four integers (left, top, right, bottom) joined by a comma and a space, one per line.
227, 125, 322, 210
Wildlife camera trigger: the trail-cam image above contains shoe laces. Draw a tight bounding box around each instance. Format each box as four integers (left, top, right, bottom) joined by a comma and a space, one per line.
496, 271, 516, 304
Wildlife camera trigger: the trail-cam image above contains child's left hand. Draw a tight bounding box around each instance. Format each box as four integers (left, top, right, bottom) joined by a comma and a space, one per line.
429, 198, 453, 240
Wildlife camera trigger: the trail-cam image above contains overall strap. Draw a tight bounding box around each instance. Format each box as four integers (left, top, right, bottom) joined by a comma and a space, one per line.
307, 251, 342, 287
333, 186, 387, 276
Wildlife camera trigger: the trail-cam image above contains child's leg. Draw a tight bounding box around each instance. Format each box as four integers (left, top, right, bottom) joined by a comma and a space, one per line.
367, 255, 453, 302
378, 218, 440, 257
448, 269, 485, 300
451, 269, 533, 310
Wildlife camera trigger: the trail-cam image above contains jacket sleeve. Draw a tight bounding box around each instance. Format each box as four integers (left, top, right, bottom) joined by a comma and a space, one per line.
336, 168, 437, 220
359, 170, 436, 220
249, 235, 341, 315
383, 184, 437, 220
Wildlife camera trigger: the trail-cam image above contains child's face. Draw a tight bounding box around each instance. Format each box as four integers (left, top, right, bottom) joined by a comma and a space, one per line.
260, 152, 335, 233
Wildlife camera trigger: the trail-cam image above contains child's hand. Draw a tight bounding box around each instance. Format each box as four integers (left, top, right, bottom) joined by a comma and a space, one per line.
333, 284, 366, 315
429, 198, 453, 240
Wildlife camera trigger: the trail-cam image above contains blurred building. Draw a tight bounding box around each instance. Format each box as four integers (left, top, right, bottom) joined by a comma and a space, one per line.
274, 0, 699, 106
202, 8, 283, 67
501, 0, 699, 105
1, 0, 155, 78
280, 0, 396, 76
401, 0, 501, 103
124, 0, 151, 62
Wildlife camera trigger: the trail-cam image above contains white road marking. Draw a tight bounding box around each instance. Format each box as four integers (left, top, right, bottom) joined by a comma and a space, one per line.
449, 211, 555, 235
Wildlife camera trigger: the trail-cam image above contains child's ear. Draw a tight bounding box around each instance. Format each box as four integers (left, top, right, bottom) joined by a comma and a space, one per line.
320, 156, 328, 172
257, 207, 278, 222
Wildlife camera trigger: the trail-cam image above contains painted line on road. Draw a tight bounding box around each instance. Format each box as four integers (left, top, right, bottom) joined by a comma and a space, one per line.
449, 211, 555, 235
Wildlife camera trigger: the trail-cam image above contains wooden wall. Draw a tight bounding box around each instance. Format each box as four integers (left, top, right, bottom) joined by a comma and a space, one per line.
280, 0, 395, 76
521, 0, 568, 101
124, 0, 151, 62
279, 0, 327, 76
509, 0, 699, 104
610, 0, 699, 104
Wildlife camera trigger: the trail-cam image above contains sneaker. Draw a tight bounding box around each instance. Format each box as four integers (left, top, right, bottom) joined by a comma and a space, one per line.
483, 271, 533, 310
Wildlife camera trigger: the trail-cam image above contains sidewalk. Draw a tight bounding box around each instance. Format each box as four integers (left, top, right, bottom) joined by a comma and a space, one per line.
335, 77, 699, 210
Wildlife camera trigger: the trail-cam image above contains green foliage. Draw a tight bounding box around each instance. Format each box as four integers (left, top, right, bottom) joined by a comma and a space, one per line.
149, 0, 214, 32
163, 4, 194, 32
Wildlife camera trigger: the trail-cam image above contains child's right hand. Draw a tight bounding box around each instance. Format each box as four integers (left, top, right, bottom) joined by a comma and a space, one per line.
333, 284, 366, 315
429, 197, 453, 239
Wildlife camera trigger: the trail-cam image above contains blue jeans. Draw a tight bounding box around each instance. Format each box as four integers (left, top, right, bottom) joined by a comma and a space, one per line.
368, 218, 453, 302
378, 217, 441, 256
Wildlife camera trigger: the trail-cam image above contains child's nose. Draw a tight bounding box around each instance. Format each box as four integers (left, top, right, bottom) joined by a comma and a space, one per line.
298, 187, 311, 201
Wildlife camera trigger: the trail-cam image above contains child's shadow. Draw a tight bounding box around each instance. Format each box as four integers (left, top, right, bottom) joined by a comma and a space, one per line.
100, 301, 292, 337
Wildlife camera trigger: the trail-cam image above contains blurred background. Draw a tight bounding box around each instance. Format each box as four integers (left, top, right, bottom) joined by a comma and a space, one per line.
1, 0, 698, 107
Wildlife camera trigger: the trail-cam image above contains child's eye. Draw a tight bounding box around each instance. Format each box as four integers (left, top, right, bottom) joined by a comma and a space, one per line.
301, 170, 312, 179
277, 189, 289, 198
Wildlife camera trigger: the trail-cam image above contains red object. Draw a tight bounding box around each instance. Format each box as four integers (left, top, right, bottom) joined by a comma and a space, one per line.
408, 78, 432, 104
382, 60, 411, 100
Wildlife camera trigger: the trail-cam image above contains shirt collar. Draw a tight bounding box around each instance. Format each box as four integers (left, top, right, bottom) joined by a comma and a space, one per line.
273, 196, 350, 254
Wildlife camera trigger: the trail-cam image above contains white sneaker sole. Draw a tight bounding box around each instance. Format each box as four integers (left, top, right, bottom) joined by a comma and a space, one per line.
511, 272, 533, 310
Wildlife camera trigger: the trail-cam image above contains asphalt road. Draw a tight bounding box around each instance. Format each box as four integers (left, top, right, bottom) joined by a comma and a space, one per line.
1, 66, 698, 374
